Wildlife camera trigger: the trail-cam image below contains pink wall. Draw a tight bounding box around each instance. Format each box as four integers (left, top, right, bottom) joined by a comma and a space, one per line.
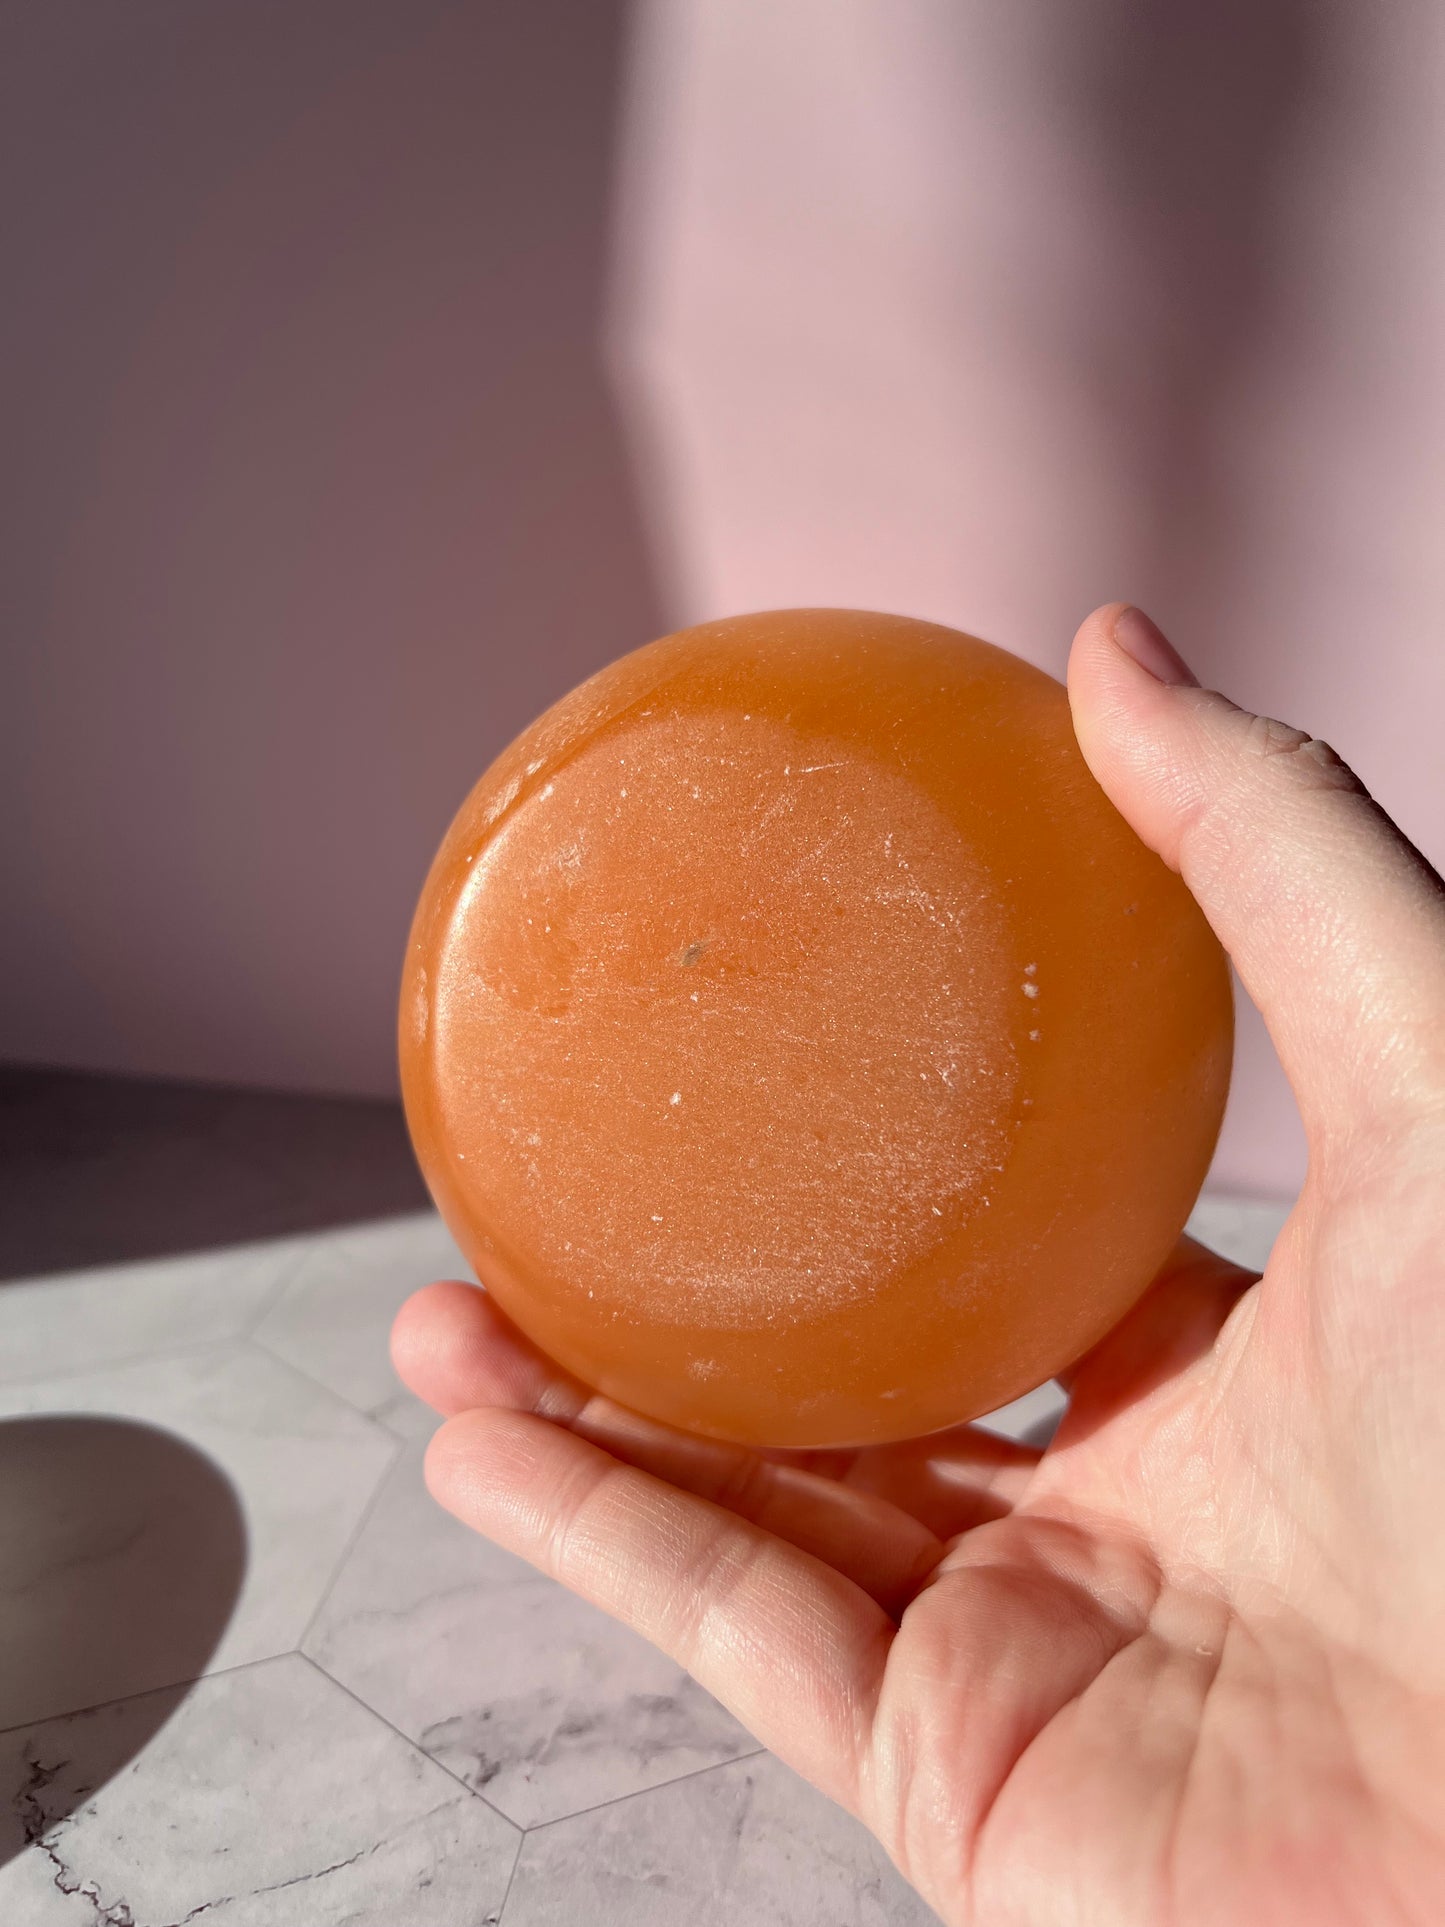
611, 0, 1445, 1196
5, 3, 1442, 1199
1, 2, 661, 1095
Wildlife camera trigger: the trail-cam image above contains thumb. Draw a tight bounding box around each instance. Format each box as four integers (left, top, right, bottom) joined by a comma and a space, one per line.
1067, 603, 1445, 1158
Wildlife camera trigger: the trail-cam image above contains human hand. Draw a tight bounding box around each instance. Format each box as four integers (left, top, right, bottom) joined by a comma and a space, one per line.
393, 603, 1445, 1926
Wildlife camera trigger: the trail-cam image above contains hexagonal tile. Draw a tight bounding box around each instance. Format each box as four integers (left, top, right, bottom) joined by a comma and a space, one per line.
0, 1236, 306, 1388
254, 1212, 470, 1421
504, 1751, 940, 1925
0, 1346, 395, 1714
303, 1428, 754, 1828
0, 1652, 518, 1924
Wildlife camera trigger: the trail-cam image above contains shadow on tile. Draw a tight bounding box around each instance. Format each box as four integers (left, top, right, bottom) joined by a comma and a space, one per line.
0, 1414, 246, 1866
2, 1680, 201, 1884
0, 1065, 429, 1281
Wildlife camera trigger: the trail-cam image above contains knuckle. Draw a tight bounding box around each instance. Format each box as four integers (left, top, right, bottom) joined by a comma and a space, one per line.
1243, 713, 1365, 797
713, 1449, 773, 1519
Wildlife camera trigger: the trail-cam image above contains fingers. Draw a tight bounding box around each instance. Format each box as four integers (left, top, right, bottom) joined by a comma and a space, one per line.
392, 1277, 590, 1422
396, 1277, 1041, 1541
426, 1404, 890, 1807
779, 1427, 1041, 1540
393, 1280, 945, 1612
1068, 603, 1445, 1150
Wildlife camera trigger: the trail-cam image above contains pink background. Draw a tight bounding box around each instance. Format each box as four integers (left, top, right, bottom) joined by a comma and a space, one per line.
5, 2, 1443, 1198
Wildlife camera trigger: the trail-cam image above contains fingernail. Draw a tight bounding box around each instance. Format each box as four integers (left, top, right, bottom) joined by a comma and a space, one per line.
1111, 606, 1198, 687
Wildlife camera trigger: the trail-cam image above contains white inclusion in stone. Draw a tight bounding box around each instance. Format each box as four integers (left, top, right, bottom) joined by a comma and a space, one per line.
1023, 981, 1039, 999
670, 1091, 682, 1106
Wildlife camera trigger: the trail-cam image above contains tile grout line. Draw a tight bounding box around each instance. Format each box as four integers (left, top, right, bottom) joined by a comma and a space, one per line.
0, 1239, 311, 1393
236, 1237, 317, 1341
293, 1432, 405, 1656
0, 1332, 243, 1395
6, 1652, 771, 1906
295, 1658, 766, 1846
237, 1333, 406, 1443
0, 1213, 454, 1398
490, 1745, 773, 1925
294, 1651, 516, 1829
368, 1396, 434, 1442
514, 1743, 772, 1841
492, 1826, 527, 1925
0, 1648, 297, 1743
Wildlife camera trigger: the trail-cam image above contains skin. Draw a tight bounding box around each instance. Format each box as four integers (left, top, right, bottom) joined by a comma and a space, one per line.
393, 603, 1445, 1926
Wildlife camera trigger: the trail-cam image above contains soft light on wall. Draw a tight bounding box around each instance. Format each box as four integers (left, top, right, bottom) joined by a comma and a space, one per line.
3, 1, 1442, 1203
607, 0, 1445, 1197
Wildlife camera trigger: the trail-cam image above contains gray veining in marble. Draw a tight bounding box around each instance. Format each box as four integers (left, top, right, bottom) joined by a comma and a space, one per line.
0, 1187, 1292, 1919
505, 1752, 941, 1926
0, 1653, 519, 1924
304, 1430, 755, 1828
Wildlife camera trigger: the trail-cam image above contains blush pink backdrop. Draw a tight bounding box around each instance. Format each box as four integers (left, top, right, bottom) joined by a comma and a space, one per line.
4, 2, 1443, 1199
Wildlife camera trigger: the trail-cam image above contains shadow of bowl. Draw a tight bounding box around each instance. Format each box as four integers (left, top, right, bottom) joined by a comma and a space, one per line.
0, 1415, 246, 1868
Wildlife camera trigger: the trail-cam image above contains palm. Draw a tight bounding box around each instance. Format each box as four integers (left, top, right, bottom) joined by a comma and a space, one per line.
395, 605, 1445, 1923
877, 1208, 1445, 1926
393, 1199, 1445, 1927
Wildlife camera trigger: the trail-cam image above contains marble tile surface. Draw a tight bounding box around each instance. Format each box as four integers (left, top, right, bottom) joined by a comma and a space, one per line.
0, 1346, 395, 1721
1185, 1193, 1292, 1273
0, 1235, 305, 1387
1, 1189, 1292, 1920
506, 1753, 940, 1926
305, 1427, 755, 1828
254, 1213, 472, 1422
1, 1410, 246, 1733
975, 1376, 1068, 1446
0, 1653, 519, 1925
